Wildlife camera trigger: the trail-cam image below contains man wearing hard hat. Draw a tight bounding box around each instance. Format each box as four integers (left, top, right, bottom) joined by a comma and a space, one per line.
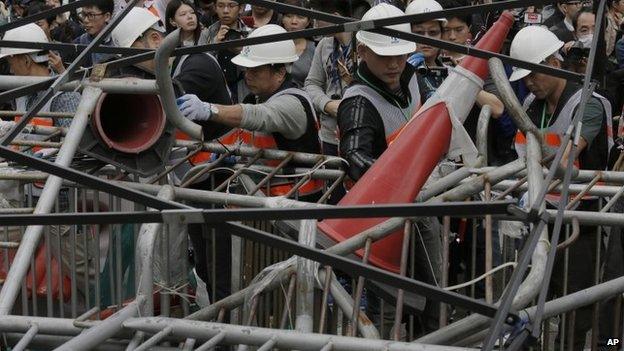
0, 23, 80, 129
177, 24, 323, 199
510, 25, 612, 351
336, 3, 443, 335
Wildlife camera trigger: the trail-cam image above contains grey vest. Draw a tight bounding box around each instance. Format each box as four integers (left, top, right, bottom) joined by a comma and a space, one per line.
342, 75, 420, 141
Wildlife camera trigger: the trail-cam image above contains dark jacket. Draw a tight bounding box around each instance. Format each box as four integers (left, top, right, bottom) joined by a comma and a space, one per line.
337, 62, 416, 181
549, 20, 575, 43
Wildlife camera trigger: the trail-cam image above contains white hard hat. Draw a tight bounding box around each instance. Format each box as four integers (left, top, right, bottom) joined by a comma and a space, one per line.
0, 23, 49, 60
405, 0, 447, 25
111, 7, 163, 48
231, 24, 299, 68
509, 25, 564, 82
356, 3, 416, 56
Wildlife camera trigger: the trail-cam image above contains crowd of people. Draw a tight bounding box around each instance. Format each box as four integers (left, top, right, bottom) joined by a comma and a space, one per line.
0, 0, 623, 348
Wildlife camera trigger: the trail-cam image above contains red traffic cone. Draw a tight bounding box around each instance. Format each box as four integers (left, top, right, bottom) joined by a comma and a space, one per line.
318, 12, 514, 273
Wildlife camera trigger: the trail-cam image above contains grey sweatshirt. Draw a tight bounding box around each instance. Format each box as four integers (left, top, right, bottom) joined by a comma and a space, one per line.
240, 94, 307, 140
304, 36, 352, 146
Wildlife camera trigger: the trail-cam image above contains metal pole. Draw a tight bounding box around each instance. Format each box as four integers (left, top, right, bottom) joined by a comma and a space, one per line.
295, 220, 317, 334
0, 86, 103, 316
123, 317, 475, 351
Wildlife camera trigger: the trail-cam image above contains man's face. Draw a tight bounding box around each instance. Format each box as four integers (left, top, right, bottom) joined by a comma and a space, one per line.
282, 13, 309, 32
45, 0, 61, 7
561, 1, 582, 20
80, 5, 111, 36
215, 0, 240, 26
244, 65, 283, 96
522, 57, 563, 99
443, 17, 471, 45
130, 30, 163, 72
412, 20, 442, 61
357, 45, 406, 90
7, 54, 31, 76
575, 12, 595, 37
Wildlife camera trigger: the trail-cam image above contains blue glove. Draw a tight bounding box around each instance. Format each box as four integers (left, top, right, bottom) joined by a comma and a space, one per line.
407, 52, 424, 68
176, 94, 213, 121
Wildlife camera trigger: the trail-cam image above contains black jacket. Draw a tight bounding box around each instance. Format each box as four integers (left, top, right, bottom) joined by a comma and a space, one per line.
337, 62, 416, 181
549, 20, 575, 43
172, 53, 233, 140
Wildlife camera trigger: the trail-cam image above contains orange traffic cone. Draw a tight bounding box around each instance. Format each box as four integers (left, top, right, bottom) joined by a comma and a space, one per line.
318, 12, 515, 273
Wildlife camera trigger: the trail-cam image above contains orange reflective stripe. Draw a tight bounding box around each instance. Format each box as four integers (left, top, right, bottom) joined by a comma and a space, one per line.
544, 133, 561, 147
264, 178, 324, 197
515, 131, 527, 145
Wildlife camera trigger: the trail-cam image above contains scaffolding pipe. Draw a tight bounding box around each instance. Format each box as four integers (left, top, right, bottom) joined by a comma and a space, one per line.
53, 296, 145, 351
135, 185, 175, 316
295, 220, 316, 334
317, 269, 380, 339
122, 317, 475, 351
0, 86, 103, 316
154, 29, 203, 140
0, 76, 158, 94
476, 105, 491, 166
175, 139, 346, 168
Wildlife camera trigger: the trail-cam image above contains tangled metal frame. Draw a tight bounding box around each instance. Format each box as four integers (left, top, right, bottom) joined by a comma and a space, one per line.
0, 0, 622, 350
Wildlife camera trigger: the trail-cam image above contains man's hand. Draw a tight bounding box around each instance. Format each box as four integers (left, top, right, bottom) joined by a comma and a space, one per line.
324, 100, 341, 118
215, 25, 230, 43
177, 94, 213, 121
48, 51, 65, 74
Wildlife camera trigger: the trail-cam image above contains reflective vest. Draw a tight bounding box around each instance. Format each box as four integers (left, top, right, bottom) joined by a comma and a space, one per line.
14, 94, 59, 153
514, 89, 613, 163
239, 87, 324, 197
172, 53, 237, 165
514, 89, 613, 205
341, 74, 421, 145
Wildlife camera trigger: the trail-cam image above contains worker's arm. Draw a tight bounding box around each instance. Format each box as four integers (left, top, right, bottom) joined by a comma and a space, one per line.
559, 97, 605, 168
338, 96, 384, 181
178, 93, 307, 140
476, 90, 504, 118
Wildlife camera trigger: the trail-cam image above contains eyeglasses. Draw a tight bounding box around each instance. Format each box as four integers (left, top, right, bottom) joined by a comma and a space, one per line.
79, 12, 105, 20
216, 2, 239, 9
413, 29, 442, 37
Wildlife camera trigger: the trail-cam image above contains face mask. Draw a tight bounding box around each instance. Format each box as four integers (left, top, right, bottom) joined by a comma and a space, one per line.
578, 34, 593, 48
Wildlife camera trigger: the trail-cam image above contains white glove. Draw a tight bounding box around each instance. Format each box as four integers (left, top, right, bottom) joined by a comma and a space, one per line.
176, 94, 213, 121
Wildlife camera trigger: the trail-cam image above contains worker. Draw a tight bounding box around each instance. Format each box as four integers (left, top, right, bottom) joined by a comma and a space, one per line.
0, 23, 80, 130
509, 25, 613, 351
177, 23, 323, 200
336, 3, 441, 336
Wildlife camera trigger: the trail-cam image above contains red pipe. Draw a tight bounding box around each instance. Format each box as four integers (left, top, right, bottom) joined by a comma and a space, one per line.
92, 93, 166, 154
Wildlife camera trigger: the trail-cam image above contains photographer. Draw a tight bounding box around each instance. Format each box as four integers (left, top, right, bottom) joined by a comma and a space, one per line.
562, 7, 594, 73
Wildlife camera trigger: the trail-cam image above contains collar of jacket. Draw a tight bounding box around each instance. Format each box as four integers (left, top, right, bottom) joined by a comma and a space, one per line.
355, 61, 414, 106
252, 75, 297, 103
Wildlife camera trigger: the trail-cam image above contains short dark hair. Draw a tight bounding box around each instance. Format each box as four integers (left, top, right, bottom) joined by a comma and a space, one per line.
25, 3, 55, 25
309, 0, 351, 17
84, 0, 114, 15
572, 6, 593, 32
439, 0, 472, 28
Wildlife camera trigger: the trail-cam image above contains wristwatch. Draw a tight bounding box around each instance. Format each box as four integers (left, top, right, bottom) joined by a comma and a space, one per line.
210, 104, 220, 119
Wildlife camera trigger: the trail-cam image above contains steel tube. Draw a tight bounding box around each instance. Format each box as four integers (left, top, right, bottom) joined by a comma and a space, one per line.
123, 317, 475, 351
11, 323, 39, 351
0, 76, 158, 94
476, 105, 491, 166
135, 186, 175, 316
295, 220, 316, 333
53, 297, 145, 351
175, 140, 345, 168
154, 30, 203, 140
0, 86, 103, 316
